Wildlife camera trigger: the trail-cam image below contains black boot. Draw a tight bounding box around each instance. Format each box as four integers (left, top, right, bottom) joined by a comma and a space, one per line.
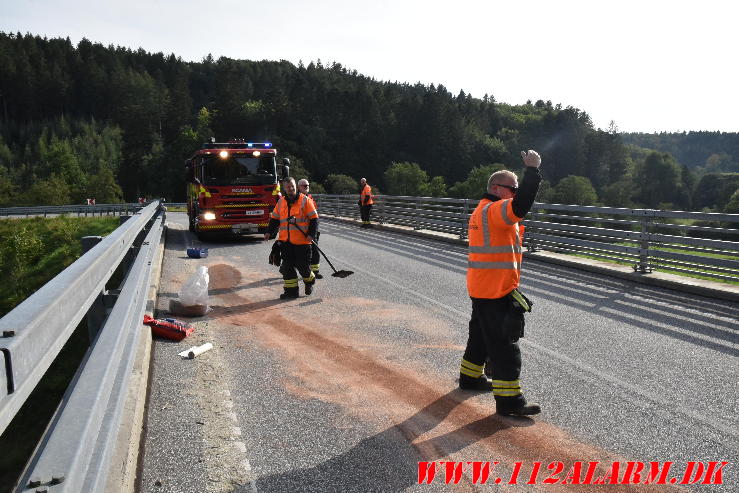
459, 374, 493, 391
496, 397, 541, 416
305, 280, 314, 296
313, 271, 323, 279
280, 287, 299, 299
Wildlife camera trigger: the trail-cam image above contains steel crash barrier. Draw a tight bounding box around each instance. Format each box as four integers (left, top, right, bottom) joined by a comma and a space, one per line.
314, 194, 739, 284
0, 201, 165, 492
0, 203, 146, 218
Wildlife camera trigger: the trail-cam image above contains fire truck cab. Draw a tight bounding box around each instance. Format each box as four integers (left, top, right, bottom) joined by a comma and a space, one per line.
185, 139, 289, 239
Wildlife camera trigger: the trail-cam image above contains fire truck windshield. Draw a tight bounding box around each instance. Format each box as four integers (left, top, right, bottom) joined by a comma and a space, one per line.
202, 154, 276, 185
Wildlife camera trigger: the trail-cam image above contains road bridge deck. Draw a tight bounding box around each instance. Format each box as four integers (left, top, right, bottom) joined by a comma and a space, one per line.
139, 212, 738, 492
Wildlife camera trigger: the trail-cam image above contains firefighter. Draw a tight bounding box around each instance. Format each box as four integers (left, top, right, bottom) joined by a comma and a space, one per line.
264, 177, 318, 299
297, 178, 323, 279
459, 150, 543, 417
358, 177, 374, 228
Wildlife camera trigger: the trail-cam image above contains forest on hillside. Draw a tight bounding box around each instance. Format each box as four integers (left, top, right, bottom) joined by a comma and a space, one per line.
1, 32, 738, 213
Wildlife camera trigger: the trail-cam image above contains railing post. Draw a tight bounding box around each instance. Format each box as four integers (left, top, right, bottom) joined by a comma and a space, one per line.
460, 199, 469, 240
414, 197, 421, 230
635, 212, 653, 273
528, 206, 538, 252
379, 196, 384, 225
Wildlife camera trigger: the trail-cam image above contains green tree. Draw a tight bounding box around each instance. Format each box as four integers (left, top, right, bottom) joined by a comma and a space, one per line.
40, 136, 86, 203
383, 162, 428, 196
724, 189, 739, 214
420, 176, 447, 197
551, 175, 598, 205
325, 174, 356, 194
601, 178, 636, 208
633, 152, 681, 208
693, 173, 739, 210
86, 167, 123, 203
448, 164, 505, 198
21, 174, 71, 205
536, 179, 554, 203
0, 165, 17, 206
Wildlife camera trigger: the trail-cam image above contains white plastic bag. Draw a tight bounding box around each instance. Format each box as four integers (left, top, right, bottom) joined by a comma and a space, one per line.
178, 266, 210, 307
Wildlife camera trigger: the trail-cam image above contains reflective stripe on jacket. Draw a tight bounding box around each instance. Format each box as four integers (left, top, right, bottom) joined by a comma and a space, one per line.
360, 184, 374, 205
269, 193, 318, 244
466, 198, 525, 299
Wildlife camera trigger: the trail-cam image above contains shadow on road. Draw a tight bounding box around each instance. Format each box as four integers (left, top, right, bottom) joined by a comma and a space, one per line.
246, 389, 532, 492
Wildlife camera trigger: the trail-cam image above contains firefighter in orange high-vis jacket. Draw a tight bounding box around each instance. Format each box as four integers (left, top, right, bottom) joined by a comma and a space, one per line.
297, 178, 323, 279
358, 177, 374, 228
264, 177, 318, 299
459, 150, 542, 417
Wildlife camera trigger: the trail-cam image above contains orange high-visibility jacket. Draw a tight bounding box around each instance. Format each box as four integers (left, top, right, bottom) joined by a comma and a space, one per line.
360, 184, 374, 205
306, 194, 317, 210
467, 198, 525, 299
270, 193, 318, 244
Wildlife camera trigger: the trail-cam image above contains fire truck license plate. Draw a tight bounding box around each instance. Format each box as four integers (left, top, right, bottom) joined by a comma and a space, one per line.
233, 224, 259, 233
243, 209, 264, 216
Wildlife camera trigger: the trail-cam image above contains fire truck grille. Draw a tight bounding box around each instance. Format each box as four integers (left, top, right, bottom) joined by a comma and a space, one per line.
216, 202, 270, 208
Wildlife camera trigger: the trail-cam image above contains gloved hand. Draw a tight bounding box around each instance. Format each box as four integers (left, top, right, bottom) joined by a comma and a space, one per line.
521, 150, 542, 168
287, 216, 297, 225
268, 241, 281, 266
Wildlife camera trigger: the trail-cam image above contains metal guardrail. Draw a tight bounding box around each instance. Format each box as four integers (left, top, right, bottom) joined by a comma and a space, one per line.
0, 203, 146, 217
314, 194, 739, 283
0, 201, 165, 492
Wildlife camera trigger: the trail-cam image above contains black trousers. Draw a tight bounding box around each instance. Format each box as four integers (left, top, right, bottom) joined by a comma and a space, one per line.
279, 242, 312, 281
360, 204, 373, 222
462, 296, 525, 405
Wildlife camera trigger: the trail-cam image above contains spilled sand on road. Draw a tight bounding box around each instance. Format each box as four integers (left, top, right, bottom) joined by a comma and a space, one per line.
204, 259, 683, 492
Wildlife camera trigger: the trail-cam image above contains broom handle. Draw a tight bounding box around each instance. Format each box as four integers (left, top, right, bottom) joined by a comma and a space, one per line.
291, 221, 339, 274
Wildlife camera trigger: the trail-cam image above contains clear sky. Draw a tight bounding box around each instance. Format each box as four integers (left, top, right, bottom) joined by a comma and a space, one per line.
2, 0, 737, 133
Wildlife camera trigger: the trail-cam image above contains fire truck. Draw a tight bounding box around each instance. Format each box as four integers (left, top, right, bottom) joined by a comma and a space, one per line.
185, 139, 289, 239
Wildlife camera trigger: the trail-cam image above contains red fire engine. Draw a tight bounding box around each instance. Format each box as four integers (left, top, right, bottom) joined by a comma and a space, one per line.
186, 139, 289, 239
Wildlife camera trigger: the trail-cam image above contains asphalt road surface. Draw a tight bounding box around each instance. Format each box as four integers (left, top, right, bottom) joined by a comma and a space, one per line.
139, 212, 738, 492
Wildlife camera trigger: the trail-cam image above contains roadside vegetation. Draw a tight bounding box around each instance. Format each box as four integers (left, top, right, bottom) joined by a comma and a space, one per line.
0, 216, 119, 316
0, 215, 119, 492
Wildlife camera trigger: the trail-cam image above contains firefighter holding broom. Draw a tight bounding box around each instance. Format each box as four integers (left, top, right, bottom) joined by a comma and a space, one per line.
264, 177, 318, 299
297, 178, 323, 279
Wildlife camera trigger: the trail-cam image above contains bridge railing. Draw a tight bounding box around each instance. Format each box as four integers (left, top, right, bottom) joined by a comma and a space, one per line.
0, 203, 146, 217
314, 194, 739, 283
0, 201, 165, 492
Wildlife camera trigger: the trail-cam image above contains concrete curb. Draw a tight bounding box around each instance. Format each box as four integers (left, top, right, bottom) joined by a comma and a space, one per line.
105, 221, 167, 493
324, 214, 739, 303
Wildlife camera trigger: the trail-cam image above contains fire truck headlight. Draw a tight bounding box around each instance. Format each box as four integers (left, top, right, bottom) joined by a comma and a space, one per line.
203, 212, 216, 221
253, 150, 261, 157
219, 151, 229, 159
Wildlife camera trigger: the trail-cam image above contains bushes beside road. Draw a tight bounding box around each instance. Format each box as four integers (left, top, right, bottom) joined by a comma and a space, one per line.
0, 216, 119, 316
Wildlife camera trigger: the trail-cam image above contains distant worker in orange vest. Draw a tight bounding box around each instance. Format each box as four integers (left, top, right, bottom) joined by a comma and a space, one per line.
297, 178, 323, 279
459, 150, 542, 417
358, 177, 374, 228
264, 177, 318, 299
